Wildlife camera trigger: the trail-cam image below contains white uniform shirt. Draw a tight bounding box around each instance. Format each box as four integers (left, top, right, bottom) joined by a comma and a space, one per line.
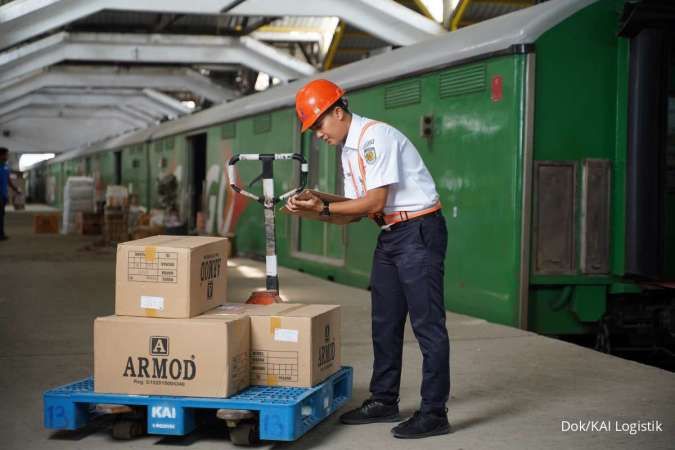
341, 113, 439, 215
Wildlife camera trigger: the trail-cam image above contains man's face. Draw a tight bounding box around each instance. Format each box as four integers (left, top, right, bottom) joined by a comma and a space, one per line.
0, 152, 7, 164
310, 107, 348, 146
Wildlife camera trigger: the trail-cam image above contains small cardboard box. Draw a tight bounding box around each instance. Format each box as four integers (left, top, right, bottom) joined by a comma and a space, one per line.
115, 235, 229, 318
201, 303, 341, 387
33, 213, 60, 234
280, 190, 363, 225
94, 315, 250, 397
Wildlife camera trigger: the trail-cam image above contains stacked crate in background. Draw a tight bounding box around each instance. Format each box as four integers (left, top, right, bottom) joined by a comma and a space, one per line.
103, 185, 129, 243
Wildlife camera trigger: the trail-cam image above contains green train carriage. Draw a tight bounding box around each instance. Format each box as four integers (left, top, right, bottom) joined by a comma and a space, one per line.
39, 0, 674, 351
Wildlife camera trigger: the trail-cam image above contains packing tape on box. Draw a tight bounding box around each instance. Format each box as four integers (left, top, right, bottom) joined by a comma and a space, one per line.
144, 246, 156, 262
268, 305, 307, 334
266, 375, 278, 386
270, 317, 281, 334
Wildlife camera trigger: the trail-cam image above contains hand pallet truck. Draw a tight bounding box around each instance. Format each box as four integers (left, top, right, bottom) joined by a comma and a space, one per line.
44, 152, 352, 445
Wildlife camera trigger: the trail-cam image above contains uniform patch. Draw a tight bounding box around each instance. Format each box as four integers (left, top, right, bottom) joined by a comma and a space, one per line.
364, 147, 377, 164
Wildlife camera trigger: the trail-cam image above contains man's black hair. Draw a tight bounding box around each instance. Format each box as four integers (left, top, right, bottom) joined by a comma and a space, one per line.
0, 147, 8, 155
328, 98, 350, 115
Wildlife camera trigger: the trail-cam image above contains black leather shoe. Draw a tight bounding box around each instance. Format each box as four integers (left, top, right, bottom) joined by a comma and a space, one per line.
391, 410, 451, 439
339, 398, 400, 425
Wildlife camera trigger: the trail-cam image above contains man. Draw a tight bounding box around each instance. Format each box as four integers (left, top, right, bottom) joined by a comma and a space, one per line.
288, 79, 450, 439
0, 147, 22, 240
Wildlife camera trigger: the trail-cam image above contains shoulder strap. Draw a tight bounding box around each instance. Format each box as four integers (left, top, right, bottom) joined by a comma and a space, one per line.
353, 120, 381, 195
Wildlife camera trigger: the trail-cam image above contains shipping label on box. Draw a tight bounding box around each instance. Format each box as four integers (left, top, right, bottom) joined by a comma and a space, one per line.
115, 235, 229, 318
201, 303, 341, 387
94, 315, 250, 397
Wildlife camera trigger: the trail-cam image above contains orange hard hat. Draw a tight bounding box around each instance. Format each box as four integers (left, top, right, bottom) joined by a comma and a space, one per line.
295, 79, 345, 132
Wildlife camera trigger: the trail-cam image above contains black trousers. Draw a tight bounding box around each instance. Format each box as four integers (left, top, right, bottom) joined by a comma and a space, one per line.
0, 197, 5, 238
369, 211, 450, 413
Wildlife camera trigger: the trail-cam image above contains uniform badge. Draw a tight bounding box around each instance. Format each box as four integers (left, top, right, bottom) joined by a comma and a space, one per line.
364, 147, 377, 164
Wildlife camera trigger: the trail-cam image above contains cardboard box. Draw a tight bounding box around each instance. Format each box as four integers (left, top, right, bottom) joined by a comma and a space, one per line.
33, 213, 60, 234
280, 189, 363, 225
201, 303, 341, 387
115, 235, 230, 318
76, 211, 103, 235
94, 315, 250, 397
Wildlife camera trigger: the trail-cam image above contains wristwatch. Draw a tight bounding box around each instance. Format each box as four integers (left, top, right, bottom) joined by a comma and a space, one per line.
319, 199, 331, 216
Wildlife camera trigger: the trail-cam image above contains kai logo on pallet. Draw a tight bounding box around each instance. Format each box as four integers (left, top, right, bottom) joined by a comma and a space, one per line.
151, 406, 176, 419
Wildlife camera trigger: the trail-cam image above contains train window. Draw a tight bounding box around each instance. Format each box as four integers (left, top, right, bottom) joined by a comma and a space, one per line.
533, 161, 577, 275
132, 159, 140, 169
580, 159, 611, 274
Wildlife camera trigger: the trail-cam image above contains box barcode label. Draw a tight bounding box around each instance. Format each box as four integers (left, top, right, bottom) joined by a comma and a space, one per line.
128, 251, 178, 283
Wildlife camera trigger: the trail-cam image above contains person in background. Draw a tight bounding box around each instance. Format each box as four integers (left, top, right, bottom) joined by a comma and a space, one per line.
0, 147, 22, 241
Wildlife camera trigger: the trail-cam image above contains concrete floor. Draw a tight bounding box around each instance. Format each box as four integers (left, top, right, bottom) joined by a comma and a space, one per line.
1, 209, 673, 449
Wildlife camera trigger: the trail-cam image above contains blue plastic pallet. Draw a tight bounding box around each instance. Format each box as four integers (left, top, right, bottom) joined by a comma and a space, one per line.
44, 366, 352, 441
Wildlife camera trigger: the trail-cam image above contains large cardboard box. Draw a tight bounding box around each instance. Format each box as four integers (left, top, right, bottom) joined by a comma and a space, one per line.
116, 235, 229, 318
94, 315, 250, 397
201, 303, 341, 387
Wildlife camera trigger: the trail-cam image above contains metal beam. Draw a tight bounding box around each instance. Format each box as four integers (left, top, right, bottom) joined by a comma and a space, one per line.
0, 0, 242, 50
0, 90, 186, 120
0, 32, 316, 85
230, 0, 445, 45
142, 88, 192, 115
0, 105, 153, 153
0, 105, 148, 129
117, 104, 160, 126
0, 65, 235, 105
0, 0, 443, 51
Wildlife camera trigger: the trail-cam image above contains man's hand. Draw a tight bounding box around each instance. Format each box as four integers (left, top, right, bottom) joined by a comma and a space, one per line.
287, 191, 322, 213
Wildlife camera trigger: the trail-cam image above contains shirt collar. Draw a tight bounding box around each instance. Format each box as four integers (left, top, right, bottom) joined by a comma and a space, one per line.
343, 113, 366, 151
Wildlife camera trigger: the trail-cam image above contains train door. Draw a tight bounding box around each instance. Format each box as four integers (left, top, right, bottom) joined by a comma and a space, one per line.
113, 150, 122, 185
292, 131, 345, 264
624, 26, 675, 281
187, 133, 207, 232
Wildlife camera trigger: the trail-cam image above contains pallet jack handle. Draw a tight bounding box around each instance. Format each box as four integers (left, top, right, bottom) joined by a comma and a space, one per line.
227, 153, 308, 298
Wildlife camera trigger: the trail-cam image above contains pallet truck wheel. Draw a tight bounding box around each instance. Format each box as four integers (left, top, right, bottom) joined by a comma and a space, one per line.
112, 419, 145, 440
229, 422, 259, 446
